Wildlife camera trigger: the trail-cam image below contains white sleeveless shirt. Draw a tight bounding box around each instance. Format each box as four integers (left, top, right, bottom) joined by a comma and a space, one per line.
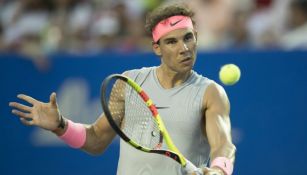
116, 67, 213, 175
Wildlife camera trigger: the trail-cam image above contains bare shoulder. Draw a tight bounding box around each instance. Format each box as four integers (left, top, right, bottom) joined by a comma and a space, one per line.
206, 82, 228, 100
203, 81, 230, 113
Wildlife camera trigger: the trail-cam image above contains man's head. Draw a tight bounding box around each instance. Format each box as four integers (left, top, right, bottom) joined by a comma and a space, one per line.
145, 3, 196, 43
289, 0, 307, 28
145, 3, 198, 74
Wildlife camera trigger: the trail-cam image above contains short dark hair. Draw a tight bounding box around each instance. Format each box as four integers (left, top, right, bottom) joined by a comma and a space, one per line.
291, 0, 307, 14
144, 3, 195, 36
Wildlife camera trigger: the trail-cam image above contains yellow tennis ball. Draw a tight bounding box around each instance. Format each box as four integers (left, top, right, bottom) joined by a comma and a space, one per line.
219, 64, 241, 85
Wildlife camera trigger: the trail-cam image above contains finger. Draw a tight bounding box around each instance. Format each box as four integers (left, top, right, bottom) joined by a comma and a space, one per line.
208, 173, 219, 175
20, 118, 34, 126
9, 102, 32, 112
202, 167, 210, 175
201, 167, 219, 175
17, 94, 38, 105
12, 109, 33, 119
202, 167, 209, 172
49, 92, 57, 107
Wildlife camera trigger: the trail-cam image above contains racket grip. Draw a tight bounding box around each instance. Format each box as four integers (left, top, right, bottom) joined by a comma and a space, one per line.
184, 159, 203, 175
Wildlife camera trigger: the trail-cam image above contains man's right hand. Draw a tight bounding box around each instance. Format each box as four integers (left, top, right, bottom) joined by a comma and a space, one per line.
9, 92, 62, 131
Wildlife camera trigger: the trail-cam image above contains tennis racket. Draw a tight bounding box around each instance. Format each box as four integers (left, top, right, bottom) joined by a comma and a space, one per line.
100, 74, 203, 175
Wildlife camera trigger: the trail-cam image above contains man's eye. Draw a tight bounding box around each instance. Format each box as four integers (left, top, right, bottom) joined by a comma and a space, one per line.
167, 40, 177, 44
185, 35, 193, 41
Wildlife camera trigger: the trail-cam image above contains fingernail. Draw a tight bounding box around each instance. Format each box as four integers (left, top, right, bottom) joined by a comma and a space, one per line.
17, 94, 21, 98
12, 109, 16, 113
9, 102, 12, 106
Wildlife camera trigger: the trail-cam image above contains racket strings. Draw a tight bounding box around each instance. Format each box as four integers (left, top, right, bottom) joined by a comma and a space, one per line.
107, 78, 162, 149
124, 86, 161, 149
108, 80, 125, 126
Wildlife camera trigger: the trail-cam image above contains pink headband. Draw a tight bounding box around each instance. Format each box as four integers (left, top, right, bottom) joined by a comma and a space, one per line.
152, 15, 193, 43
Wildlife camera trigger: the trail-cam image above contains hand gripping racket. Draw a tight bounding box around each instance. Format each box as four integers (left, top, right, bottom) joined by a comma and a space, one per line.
100, 74, 203, 175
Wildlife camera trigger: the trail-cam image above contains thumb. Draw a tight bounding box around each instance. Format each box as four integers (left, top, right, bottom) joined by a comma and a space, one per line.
202, 167, 210, 174
50, 92, 57, 107
201, 167, 221, 175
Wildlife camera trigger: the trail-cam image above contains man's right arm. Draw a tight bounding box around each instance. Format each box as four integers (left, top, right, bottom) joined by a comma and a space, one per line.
9, 92, 117, 155
83, 114, 117, 155
52, 113, 116, 155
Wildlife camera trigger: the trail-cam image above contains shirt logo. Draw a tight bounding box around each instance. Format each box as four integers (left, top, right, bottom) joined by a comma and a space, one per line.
154, 104, 170, 109
170, 19, 183, 27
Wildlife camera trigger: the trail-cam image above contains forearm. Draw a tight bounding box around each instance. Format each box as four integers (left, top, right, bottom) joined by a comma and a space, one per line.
81, 124, 116, 155
53, 115, 116, 155
207, 125, 236, 175
207, 119, 236, 174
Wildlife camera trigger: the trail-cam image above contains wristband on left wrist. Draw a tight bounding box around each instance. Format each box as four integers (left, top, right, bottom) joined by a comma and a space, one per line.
210, 157, 233, 175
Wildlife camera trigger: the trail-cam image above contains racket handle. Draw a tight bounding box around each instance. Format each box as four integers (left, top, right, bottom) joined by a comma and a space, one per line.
184, 159, 203, 175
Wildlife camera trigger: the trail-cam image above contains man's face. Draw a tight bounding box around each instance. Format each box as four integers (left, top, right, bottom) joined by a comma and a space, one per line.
154, 28, 197, 74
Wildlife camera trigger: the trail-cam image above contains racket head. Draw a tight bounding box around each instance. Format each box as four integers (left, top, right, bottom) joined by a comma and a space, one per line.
100, 74, 199, 172
100, 74, 163, 151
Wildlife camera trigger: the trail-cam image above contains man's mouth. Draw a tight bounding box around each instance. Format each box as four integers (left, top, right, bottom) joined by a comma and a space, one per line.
181, 57, 192, 63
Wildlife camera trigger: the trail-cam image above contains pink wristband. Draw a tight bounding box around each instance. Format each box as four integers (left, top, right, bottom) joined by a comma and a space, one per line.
59, 120, 86, 148
210, 157, 233, 175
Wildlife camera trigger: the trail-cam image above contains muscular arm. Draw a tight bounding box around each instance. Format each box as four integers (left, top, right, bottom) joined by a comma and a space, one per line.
54, 78, 126, 155
10, 75, 127, 156
203, 82, 236, 171
83, 114, 117, 155
52, 113, 116, 155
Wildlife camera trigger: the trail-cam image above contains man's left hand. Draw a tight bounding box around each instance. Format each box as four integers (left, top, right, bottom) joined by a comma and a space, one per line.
201, 167, 224, 175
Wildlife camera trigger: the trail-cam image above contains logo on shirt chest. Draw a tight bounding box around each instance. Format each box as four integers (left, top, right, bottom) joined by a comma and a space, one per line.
154, 104, 170, 109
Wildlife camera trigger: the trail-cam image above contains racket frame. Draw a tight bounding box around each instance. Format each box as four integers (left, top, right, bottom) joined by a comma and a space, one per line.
101, 74, 201, 173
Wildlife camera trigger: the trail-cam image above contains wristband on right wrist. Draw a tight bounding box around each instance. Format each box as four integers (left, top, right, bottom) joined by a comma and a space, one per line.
58, 120, 86, 148
210, 157, 233, 175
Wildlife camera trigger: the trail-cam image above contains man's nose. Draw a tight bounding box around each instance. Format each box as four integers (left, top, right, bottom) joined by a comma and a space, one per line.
179, 42, 189, 54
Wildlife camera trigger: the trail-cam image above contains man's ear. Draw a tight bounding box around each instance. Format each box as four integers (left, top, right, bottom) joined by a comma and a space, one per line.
152, 43, 162, 56
194, 29, 198, 43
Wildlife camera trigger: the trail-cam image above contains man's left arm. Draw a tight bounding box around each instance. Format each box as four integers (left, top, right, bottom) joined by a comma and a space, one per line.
203, 82, 236, 175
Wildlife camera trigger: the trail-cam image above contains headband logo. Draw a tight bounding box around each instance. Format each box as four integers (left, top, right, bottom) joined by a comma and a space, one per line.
170, 19, 183, 27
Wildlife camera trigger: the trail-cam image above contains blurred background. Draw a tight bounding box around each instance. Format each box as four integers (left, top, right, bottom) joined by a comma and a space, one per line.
1, 0, 307, 174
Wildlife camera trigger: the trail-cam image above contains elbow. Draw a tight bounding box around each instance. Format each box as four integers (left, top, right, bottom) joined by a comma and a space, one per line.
88, 150, 104, 156
84, 146, 107, 156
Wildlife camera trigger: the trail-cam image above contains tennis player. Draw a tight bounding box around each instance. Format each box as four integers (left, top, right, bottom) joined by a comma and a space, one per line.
9, 2, 236, 175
